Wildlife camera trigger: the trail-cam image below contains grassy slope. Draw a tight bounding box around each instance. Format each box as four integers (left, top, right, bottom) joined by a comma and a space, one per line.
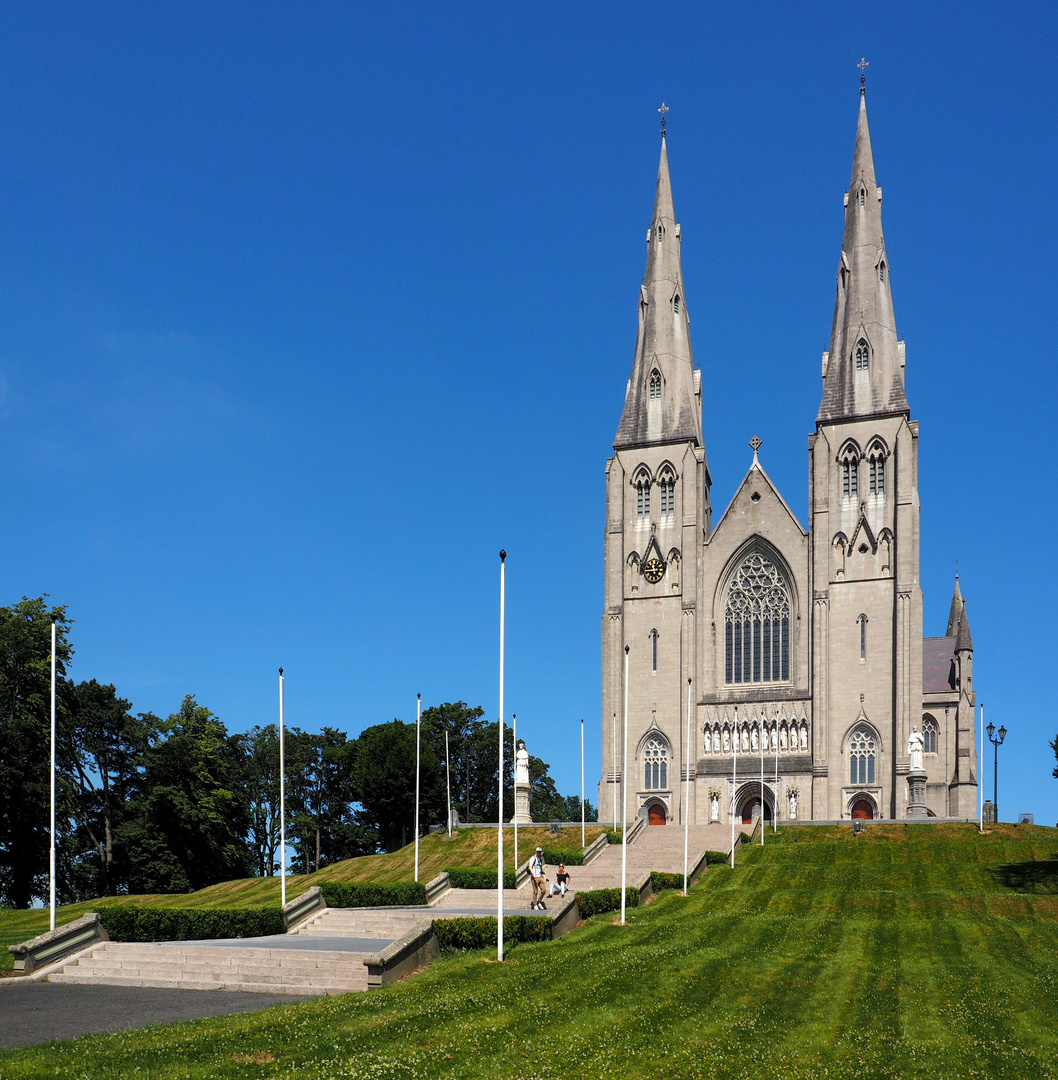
0, 826, 602, 972
3, 823, 1058, 1079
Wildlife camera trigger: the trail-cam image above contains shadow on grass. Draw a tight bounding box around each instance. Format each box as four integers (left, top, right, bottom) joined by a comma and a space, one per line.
988, 858, 1058, 893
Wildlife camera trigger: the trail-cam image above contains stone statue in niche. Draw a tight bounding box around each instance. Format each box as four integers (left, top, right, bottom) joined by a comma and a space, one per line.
751, 726, 759, 752
704, 728, 712, 753
789, 791, 797, 819
711, 793, 719, 822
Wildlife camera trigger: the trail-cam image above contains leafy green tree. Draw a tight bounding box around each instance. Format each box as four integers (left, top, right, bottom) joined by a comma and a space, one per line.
352, 720, 445, 852
420, 702, 485, 824
120, 696, 252, 893
65, 680, 157, 899
0, 597, 73, 908
245, 723, 281, 878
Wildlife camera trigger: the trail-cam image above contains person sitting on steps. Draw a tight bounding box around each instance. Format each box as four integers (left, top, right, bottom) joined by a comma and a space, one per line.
548, 864, 570, 897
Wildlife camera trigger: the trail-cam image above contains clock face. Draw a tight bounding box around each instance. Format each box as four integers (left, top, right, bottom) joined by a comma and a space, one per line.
643, 558, 665, 584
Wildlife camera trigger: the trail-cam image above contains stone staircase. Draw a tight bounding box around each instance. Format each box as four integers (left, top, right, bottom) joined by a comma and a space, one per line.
46, 941, 370, 995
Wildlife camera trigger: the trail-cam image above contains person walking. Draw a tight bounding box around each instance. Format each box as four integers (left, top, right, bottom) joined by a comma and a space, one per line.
528, 846, 547, 909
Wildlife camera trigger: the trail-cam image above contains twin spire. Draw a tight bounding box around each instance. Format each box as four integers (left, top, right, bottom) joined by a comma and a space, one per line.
613, 134, 702, 450
818, 90, 908, 422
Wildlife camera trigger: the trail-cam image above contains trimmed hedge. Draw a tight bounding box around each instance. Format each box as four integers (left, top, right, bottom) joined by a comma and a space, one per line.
99, 906, 284, 943
320, 882, 427, 908
704, 850, 730, 865
574, 887, 640, 920
445, 868, 517, 890
606, 831, 623, 845
650, 871, 684, 892
541, 847, 584, 867
433, 915, 552, 952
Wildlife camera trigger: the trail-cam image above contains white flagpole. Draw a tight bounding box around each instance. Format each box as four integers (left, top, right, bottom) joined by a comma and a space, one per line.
581, 718, 585, 848
50, 621, 56, 932
760, 710, 765, 846
621, 645, 629, 925
683, 677, 691, 895
979, 703, 984, 833
278, 668, 286, 908
773, 707, 779, 833
414, 692, 421, 882
497, 550, 506, 962
730, 707, 738, 869
612, 713, 617, 830
512, 713, 518, 872
445, 729, 452, 837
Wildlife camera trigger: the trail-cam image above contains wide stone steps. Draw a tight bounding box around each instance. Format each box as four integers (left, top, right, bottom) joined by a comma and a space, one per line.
430, 888, 534, 910
47, 942, 368, 995
294, 908, 427, 937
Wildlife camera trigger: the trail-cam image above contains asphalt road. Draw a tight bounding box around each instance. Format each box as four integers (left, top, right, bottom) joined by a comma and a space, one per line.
0, 981, 315, 1049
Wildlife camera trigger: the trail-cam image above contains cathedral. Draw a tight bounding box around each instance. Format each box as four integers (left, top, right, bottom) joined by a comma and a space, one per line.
599, 86, 978, 826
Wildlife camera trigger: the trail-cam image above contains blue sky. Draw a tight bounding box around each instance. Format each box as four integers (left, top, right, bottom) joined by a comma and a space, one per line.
0, 2, 1054, 826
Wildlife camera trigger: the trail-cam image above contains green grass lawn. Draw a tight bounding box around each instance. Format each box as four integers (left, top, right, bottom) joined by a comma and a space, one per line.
0, 825, 602, 973
2, 823, 1058, 1078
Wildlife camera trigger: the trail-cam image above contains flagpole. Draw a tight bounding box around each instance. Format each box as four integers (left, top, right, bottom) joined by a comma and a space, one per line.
760, 709, 765, 846
979, 703, 984, 833
621, 645, 629, 925
445, 729, 453, 837
497, 550, 506, 962
580, 718, 585, 848
730, 707, 738, 869
612, 712, 617, 830
50, 620, 56, 932
512, 713, 518, 872
414, 692, 421, 883
773, 707, 779, 833
683, 677, 691, 896
278, 668, 286, 908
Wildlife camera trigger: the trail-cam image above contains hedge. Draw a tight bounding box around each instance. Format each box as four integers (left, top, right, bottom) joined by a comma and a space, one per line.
99, 907, 284, 943
574, 887, 640, 919
433, 915, 552, 952
446, 868, 517, 890
650, 871, 684, 892
320, 882, 427, 908
704, 850, 730, 865
606, 831, 623, 845
541, 847, 585, 867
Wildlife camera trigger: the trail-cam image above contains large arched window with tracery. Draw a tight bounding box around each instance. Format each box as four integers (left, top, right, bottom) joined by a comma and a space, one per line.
643, 735, 668, 790
922, 715, 938, 755
849, 726, 877, 785
724, 552, 791, 684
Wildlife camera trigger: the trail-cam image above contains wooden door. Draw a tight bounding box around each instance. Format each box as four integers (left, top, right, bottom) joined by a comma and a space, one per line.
648, 803, 667, 825
851, 799, 874, 820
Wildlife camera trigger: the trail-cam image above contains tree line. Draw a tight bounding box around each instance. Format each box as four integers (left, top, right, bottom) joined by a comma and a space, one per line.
0, 597, 595, 909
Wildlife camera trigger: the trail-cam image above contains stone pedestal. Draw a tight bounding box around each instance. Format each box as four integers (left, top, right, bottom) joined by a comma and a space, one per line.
511, 782, 533, 824
906, 768, 929, 819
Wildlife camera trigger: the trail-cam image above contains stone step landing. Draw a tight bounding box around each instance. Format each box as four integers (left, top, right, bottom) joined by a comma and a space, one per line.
47, 942, 368, 996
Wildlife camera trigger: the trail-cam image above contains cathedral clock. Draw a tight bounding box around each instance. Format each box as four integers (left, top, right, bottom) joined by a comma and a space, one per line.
643, 558, 665, 584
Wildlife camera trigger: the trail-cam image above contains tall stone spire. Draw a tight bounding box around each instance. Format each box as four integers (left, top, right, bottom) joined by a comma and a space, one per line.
614, 134, 703, 450
947, 574, 974, 651
818, 89, 909, 422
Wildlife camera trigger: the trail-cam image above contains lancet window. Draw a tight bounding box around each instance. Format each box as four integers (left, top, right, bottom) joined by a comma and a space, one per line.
855, 340, 870, 370
649, 371, 662, 399
868, 443, 886, 495
657, 465, 676, 520
922, 716, 938, 755
858, 614, 867, 660
643, 735, 668, 790
650, 629, 659, 673
636, 476, 650, 521
841, 449, 859, 499
724, 552, 791, 685
848, 727, 877, 786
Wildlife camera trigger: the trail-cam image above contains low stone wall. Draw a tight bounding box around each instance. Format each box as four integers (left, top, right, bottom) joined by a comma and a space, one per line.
282, 886, 324, 930
363, 921, 439, 989
424, 873, 450, 904
8, 913, 108, 975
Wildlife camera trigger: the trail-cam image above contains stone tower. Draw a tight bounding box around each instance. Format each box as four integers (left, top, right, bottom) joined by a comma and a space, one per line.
599, 131, 711, 826
808, 87, 924, 820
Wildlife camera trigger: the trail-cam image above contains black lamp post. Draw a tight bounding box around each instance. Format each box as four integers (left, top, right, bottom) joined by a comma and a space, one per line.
986, 721, 1007, 822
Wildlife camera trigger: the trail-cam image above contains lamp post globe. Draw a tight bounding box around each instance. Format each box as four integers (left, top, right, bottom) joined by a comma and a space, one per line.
986, 722, 1006, 823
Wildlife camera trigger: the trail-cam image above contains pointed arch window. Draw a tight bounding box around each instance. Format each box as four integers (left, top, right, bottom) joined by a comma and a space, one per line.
657, 464, 676, 520
855, 340, 870, 370
878, 261, 886, 283
849, 726, 877, 785
673, 293, 681, 315
858, 614, 867, 660
859, 188, 866, 207
650, 628, 659, 672
724, 552, 791, 685
923, 715, 938, 755
841, 448, 859, 500
636, 478, 650, 521
649, 371, 662, 399
868, 443, 886, 495
643, 734, 668, 790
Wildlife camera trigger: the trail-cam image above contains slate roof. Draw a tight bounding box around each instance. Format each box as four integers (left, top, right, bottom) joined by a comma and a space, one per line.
923, 636, 957, 694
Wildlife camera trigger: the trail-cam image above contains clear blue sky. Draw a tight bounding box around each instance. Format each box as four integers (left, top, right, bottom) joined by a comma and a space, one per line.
0, 3, 1054, 825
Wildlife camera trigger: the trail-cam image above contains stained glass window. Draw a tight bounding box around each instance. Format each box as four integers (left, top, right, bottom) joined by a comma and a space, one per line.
724, 553, 791, 685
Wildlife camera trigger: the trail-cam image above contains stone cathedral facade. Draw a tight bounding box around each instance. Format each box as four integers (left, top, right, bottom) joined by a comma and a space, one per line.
599, 90, 978, 826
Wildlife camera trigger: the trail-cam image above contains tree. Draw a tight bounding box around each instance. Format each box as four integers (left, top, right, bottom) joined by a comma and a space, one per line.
420, 702, 485, 824
352, 720, 444, 852
120, 696, 252, 893
245, 723, 281, 878
0, 597, 73, 908
65, 680, 156, 899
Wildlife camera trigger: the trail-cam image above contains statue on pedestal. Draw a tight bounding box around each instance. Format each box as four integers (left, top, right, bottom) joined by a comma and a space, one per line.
515, 741, 530, 785
512, 740, 533, 823
908, 728, 925, 772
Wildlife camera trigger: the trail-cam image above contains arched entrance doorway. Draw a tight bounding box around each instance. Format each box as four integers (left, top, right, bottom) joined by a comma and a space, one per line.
739, 796, 773, 824
851, 799, 874, 820
647, 802, 667, 825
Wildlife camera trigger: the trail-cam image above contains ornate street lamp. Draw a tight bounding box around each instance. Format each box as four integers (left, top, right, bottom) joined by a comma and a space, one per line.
986, 721, 1007, 822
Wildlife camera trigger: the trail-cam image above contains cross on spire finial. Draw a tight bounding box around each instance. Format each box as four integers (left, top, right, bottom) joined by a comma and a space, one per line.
658, 101, 669, 136
857, 57, 869, 94
749, 435, 762, 462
